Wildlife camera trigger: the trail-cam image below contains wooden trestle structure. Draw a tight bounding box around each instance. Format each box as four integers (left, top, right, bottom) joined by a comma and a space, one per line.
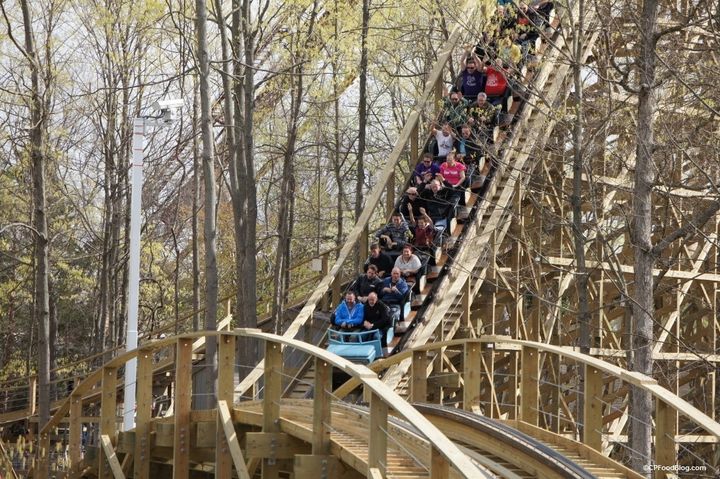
3, 0, 720, 478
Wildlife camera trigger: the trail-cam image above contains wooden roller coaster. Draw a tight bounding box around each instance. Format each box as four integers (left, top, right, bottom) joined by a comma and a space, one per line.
2, 0, 720, 478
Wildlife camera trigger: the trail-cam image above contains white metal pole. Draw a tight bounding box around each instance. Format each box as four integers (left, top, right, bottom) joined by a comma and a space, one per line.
124, 118, 145, 431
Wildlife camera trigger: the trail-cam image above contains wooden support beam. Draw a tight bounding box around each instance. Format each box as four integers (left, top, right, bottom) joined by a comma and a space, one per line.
544, 256, 720, 282
320, 253, 330, 311
68, 394, 82, 470
101, 434, 126, 479
263, 341, 282, 478
246, 432, 303, 458
361, 226, 370, 263
100, 367, 118, 438
134, 348, 153, 479
520, 347, 538, 425
411, 350, 428, 402
411, 123, 419, 161
216, 334, 237, 479
121, 453, 133, 477
217, 400, 251, 479
368, 391, 388, 478
386, 173, 396, 218
463, 341, 481, 412
332, 274, 342, 310
584, 365, 603, 451
369, 467, 384, 479
173, 338, 192, 479
313, 357, 332, 454
655, 398, 677, 479
28, 377, 37, 416
428, 372, 462, 389
294, 455, 342, 478
430, 446, 449, 479
462, 279, 472, 331
99, 366, 118, 479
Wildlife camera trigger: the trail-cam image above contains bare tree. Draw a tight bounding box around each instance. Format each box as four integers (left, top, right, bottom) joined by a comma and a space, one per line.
195, 0, 218, 407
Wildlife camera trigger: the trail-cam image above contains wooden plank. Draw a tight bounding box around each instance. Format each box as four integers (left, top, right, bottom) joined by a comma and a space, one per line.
121, 453, 133, 477
173, 338, 192, 479
368, 391, 388, 477
100, 435, 126, 479
520, 347, 538, 425
68, 394, 82, 470
313, 358, 332, 454
544, 254, 720, 283
217, 400, 251, 479
428, 372, 462, 389
411, 350, 428, 402
583, 365, 603, 451
463, 341, 481, 411
368, 467, 384, 479
28, 376, 37, 416
430, 446, 449, 479
134, 348, 153, 479
462, 278, 471, 330
263, 341, 282, 478
294, 455, 342, 479
246, 432, 303, 458
99, 367, 118, 479
216, 334, 236, 479
655, 398, 677, 479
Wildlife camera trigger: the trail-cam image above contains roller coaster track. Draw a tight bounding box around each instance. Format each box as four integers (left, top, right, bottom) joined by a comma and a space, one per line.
11, 331, 717, 478
5, 3, 720, 478
17, 331, 679, 479
380, 3, 599, 396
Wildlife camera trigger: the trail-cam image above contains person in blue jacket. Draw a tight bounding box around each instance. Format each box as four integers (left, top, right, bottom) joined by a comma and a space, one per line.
333, 291, 365, 330
378, 267, 409, 322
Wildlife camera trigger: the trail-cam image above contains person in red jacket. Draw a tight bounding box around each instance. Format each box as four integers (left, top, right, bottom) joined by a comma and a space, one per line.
484, 61, 510, 110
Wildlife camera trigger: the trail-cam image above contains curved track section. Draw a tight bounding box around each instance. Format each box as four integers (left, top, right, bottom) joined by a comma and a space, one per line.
414, 404, 598, 479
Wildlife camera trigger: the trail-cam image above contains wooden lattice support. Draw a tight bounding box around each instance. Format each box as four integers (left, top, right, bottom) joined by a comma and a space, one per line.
463, 341, 481, 412
520, 347, 539, 426
368, 391, 388, 477
312, 357, 332, 454
583, 365, 603, 451
173, 338, 192, 479
411, 350, 428, 403
68, 394, 82, 471
655, 397, 677, 479
262, 341, 283, 479
99, 366, 118, 479
216, 334, 237, 479
217, 400, 250, 479
430, 446, 449, 479
101, 435, 125, 479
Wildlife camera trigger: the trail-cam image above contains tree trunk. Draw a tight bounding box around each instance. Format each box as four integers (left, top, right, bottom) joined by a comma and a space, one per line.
354, 0, 370, 271
19, 0, 51, 452
192, 79, 201, 332
630, 0, 659, 473
570, 0, 590, 356
195, 0, 218, 409
230, 0, 259, 379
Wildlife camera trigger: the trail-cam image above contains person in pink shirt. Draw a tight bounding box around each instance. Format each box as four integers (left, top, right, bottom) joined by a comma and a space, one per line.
437, 152, 467, 203
437, 152, 466, 189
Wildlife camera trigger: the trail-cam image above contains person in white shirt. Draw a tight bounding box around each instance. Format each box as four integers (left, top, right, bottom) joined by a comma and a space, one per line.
394, 244, 422, 278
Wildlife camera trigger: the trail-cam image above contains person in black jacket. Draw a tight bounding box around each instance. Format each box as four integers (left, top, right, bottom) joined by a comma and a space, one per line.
352, 264, 383, 303
362, 292, 392, 347
365, 243, 394, 278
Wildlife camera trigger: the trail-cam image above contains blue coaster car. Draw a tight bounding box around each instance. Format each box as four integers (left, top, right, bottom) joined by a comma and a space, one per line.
327, 329, 383, 365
